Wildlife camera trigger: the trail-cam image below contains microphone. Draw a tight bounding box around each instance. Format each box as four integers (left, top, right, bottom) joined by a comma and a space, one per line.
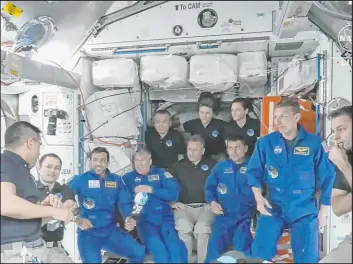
131, 192, 148, 219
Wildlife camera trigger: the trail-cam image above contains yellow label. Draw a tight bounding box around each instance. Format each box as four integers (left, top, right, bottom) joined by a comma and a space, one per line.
294, 147, 310, 156
10, 69, 18, 76
105, 181, 117, 188
3, 2, 23, 18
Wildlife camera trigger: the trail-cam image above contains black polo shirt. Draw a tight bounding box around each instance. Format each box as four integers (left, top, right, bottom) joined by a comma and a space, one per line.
224, 116, 260, 155
183, 118, 227, 158
170, 158, 217, 204
37, 180, 75, 242
333, 151, 352, 193
145, 127, 186, 169
1, 150, 42, 244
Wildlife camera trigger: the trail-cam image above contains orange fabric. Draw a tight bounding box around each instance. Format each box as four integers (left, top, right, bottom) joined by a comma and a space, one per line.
260, 96, 316, 136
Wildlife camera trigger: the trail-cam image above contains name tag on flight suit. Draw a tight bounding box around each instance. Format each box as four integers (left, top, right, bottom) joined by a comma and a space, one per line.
294, 147, 310, 155
105, 181, 117, 188
88, 180, 100, 188
148, 174, 160, 181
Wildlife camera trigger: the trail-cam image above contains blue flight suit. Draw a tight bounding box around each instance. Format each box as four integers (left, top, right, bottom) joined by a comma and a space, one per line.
68, 169, 146, 263
246, 125, 336, 263
123, 167, 188, 263
204, 159, 256, 263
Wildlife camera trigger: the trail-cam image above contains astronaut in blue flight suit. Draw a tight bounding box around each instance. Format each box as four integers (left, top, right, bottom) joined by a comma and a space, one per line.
123, 147, 188, 263
67, 147, 146, 263
246, 98, 336, 263
204, 135, 256, 263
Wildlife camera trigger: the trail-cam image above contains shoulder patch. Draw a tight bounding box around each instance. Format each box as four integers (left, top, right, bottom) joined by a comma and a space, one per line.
164, 171, 173, 178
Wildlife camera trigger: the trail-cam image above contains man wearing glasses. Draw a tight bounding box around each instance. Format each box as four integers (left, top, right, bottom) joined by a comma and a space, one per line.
1, 121, 76, 263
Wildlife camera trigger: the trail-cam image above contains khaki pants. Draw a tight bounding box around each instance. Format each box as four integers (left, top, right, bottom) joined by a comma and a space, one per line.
174, 204, 214, 263
320, 233, 352, 263
1, 239, 74, 263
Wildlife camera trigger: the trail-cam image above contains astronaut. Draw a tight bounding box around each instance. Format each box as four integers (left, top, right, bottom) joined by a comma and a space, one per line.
204, 135, 256, 263
123, 147, 188, 263
246, 98, 336, 263
67, 147, 146, 263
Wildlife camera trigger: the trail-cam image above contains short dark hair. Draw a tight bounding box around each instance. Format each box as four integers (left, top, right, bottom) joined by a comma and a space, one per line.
275, 97, 300, 114
225, 134, 247, 146
231, 98, 253, 112
39, 153, 63, 167
198, 92, 220, 112
187, 134, 205, 147
328, 105, 352, 120
5, 121, 41, 149
90, 147, 110, 161
154, 110, 171, 121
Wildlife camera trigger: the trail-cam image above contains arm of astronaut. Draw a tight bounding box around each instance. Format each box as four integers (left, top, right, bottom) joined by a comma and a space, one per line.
205, 165, 219, 204
117, 178, 134, 220
150, 171, 180, 202
314, 142, 336, 206
67, 175, 80, 195
247, 140, 266, 198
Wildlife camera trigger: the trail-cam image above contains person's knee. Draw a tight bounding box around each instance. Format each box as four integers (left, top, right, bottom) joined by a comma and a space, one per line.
175, 217, 194, 234
194, 220, 212, 235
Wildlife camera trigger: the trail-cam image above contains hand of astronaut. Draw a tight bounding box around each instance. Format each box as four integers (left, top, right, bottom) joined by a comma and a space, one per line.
52, 207, 76, 224
134, 185, 152, 194
318, 207, 329, 229
209, 201, 223, 215
76, 217, 93, 230
124, 216, 136, 231
328, 146, 350, 172
62, 199, 77, 210
255, 196, 272, 216
41, 193, 64, 208
171, 202, 185, 210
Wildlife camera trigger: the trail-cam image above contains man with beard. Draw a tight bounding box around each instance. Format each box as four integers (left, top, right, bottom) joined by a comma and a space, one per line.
67, 147, 146, 263
320, 106, 352, 263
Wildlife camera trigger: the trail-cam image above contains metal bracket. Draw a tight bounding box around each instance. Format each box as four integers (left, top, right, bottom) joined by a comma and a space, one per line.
90, 1, 168, 38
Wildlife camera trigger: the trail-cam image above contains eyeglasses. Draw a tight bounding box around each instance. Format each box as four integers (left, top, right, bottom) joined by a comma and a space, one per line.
32, 138, 43, 149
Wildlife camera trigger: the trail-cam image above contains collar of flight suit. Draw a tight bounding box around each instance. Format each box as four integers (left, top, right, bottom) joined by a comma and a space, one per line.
276, 124, 308, 142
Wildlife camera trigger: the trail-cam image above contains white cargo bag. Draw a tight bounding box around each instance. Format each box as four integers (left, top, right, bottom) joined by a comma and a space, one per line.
84, 142, 133, 175
140, 55, 189, 89
189, 54, 238, 92
85, 89, 140, 143
92, 59, 139, 88
280, 56, 317, 95
237, 51, 268, 87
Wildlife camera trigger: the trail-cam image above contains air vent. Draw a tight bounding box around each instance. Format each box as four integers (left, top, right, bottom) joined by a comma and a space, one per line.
274, 42, 303, 51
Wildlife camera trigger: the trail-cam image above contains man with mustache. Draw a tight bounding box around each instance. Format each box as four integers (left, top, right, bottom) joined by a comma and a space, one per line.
67, 147, 146, 263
